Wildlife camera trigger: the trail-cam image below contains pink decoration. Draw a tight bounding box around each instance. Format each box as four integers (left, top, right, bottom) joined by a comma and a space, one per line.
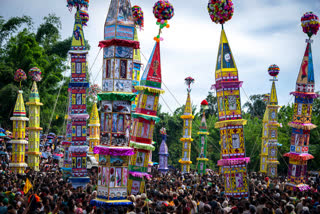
217, 157, 250, 166
129, 171, 152, 179
93, 146, 134, 156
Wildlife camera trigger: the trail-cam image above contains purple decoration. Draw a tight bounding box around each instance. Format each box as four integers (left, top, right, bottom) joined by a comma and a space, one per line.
129, 171, 152, 179
217, 157, 250, 166
290, 91, 320, 98
93, 146, 134, 156
70, 114, 90, 119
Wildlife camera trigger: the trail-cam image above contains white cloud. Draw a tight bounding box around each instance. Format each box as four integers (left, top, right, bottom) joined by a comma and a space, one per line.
2, 0, 320, 114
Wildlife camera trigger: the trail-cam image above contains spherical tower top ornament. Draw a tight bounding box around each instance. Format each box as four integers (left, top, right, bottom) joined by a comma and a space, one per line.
14, 69, 27, 82
132, 5, 144, 30
207, 0, 234, 25
301, 12, 320, 38
153, 0, 174, 42
28, 67, 42, 82
268, 64, 280, 77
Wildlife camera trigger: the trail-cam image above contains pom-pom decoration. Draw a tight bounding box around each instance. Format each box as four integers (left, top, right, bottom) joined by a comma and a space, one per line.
78, 10, 89, 26
184, 76, 195, 92
268, 64, 280, 77
28, 67, 42, 82
132, 6, 144, 30
88, 84, 101, 101
14, 69, 27, 83
67, 0, 89, 11
207, 0, 234, 25
201, 99, 209, 110
153, 0, 174, 42
160, 127, 167, 136
301, 12, 320, 38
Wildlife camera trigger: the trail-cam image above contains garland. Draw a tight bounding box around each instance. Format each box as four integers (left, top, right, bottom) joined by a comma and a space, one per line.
215, 119, 247, 128
97, 92, 136, 102
130, 141, 155, 151
135, 86, 165, 94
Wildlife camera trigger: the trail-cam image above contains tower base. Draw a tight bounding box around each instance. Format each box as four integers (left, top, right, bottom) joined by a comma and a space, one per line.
69, 176, 90, 188
90, 198, 132, 209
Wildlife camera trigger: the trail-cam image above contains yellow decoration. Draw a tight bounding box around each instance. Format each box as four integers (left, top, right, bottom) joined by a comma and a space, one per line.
135, 86, 165, 94
215, 119, 247, 128
23, 178, 33, 194
197, 131, 209, 135
88, 102, 100, 159
179, 138, 193, 142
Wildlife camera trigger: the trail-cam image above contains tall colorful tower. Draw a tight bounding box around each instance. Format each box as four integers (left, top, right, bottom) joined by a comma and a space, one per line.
131, 29, 142, 113
62, 88, 72, 179
209, 0, 249, 196
213, 28, 250, 198
66, 2, 90, 187
260, 94, 270, 174
260, 65, 280, 177
90, 0, 137, 208
197, 100, 209, 175
284, 12, 319, 191
10, 90, 28, 174
128, 41, 164, 195
179, 77, 194, 174
158, 127, 169, 173
26, 78, 43, 171
88, 99, 100, 160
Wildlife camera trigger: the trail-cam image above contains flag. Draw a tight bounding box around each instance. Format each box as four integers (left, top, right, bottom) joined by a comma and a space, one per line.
24, 178, 32, 194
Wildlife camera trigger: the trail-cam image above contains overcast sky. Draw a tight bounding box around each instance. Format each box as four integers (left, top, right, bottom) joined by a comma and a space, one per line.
2, 0, 320, 114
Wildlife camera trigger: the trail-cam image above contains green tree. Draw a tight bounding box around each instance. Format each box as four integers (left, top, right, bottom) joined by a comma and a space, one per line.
0, 14, 78, 134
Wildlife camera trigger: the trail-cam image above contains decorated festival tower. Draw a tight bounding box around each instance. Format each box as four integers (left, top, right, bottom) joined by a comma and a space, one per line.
259, 65, 281, 177
260, 94, 270, 174
66, 1, 90, 187
197, 100, 209, 175
26, 68, 43, 171
284, 12, 319, 191
158, 127, 169, 173
10, 70, 28, 174
127, 40, 164, 195
131, 6, 143, 113
209, 0, 249, 197
90, 0, 138, 208
88, 85, 101, 160
61, 88, 73, 179
88, 102, 100, 159
179, 77, 195, 174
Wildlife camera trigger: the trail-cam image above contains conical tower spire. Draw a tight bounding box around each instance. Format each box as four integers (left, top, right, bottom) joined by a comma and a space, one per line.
104, 0, 135, 41
295, 43, 315, 92
71, 10, 86, 50
270, 81, 278, 105
13, 90, 27, 117
89, 102, 100, 125
29, 81, 41, 103
140, 42, 161, 89
184, 93, 192, 115
215, 29, 238, 82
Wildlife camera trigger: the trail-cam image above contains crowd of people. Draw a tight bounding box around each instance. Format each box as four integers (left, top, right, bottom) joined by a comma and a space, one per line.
0, 160, 319, 214
0, 131, 319, 213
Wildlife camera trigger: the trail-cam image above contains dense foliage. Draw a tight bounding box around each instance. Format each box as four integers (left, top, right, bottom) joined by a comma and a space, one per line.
0, 15, 74, 134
